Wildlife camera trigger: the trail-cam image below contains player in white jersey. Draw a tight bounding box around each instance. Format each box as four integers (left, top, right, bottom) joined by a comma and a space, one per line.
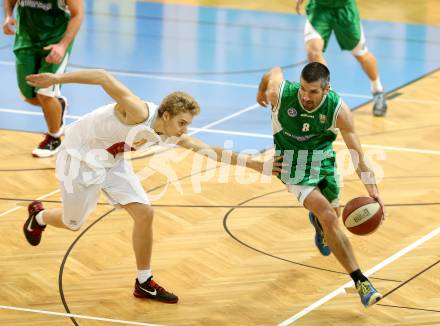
23, 69, 281, 304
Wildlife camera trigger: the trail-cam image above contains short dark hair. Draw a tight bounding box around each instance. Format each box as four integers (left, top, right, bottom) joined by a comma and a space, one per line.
301, 62, 330, 88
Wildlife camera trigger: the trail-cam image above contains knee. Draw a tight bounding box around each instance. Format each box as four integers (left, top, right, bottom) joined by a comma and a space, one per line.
307, 50, 324, 63
351, 43, 369, 58
23, 96, 40, 106
353, 51, 366, 63
36, 93, 53, 105
135, 205, 154, 225
317, 208, 338, 231
144, 206, 154, 223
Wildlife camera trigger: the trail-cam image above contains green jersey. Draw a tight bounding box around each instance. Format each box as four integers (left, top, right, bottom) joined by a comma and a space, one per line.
308, 0, 353, 9
14, 0, 71, 51
272, 80, 342, 186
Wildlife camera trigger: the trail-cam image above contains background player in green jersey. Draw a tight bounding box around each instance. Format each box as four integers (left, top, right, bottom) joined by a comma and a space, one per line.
3, 0, 83, 157
295, 0, 388, 117
257, 62, 385, 307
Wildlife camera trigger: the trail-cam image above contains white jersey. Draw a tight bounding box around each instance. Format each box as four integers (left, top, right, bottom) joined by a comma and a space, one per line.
63, 101, 165, 168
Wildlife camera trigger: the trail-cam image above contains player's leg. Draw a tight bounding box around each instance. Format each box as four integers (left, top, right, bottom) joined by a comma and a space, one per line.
304, 4, 334, 65
122, 202, 176, 303
23, 183, 99, 244
319, 168, 368, 273
287, 184, 331, 256
307, 173, 382, 307
50, 179, 100, 231
304, 189, 359, 271
25, 97, 41, 106
37, 208, 65, 228
36, 94, 63, 135
305, 31, 327, 65
334, 4, 387, 116
14, 48, 41, 106
353, 43, 388, 117
14, 48, 64, 157
123, 202, 154, 272
303, 189, 382, 306
103, 161, 178, 303
23, 152, 102, 245
304, 20, 328, 65
32, 46, 71, 157
14, 48, 36, 100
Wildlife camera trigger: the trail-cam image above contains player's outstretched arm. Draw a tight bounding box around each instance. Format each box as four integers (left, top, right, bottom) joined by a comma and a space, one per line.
256, 67, 284, 108
177, 134, 284, 175
337, 102, 385, 212
26, 69, 147, 124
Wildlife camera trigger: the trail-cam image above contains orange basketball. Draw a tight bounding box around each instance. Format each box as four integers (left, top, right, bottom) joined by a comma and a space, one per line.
342, 196, 384, 235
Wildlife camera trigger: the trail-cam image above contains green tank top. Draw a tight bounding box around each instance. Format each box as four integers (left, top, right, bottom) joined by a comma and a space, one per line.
308, 0, 353, 9
272, 80, 342, 185
14, 0, 71, 50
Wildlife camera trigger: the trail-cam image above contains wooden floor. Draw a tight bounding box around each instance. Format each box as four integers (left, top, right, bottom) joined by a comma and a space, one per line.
148, 0, 440, 25
1, 1, 440, 325
1, 71, 440, 326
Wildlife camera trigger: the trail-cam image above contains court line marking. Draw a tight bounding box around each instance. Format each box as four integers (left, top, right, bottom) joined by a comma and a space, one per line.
1, 60, 440, 104
0, 107, 82, 120
190, 126, 272, 138
0, 60, 257, 89
188, 103, 260, 135
333, 141, 440, 155
189, 128, 440, 154
2, 106, 439, 155
277, 225, 440, 325
0, 189, 59, 218
0, 305, 161, 326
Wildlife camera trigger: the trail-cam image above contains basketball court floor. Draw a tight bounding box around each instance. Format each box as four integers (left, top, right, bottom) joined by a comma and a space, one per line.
0, 0, 439, 325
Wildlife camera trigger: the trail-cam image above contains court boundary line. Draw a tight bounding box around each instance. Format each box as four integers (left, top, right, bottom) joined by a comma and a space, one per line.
1, 106, 439, 155
0, 305, 161, 326
0, 189, 59, 218
188, 104, 260, 134
278, 227, 440, 326
277, 226, 440, 325
1, 60, 440, 104
352, 66, 440, 110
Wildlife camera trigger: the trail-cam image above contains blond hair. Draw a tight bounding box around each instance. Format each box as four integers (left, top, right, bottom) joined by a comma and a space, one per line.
158, 91, 200, 117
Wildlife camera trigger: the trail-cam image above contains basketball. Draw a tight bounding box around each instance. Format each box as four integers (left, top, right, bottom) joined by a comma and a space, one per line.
342, 197, 384, 235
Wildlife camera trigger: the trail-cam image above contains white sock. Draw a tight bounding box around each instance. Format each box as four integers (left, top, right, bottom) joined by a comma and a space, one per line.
48, 127, 63, 138
137, 269, 152, 284
371, 78, 384, 94
35, 210, 46, 226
